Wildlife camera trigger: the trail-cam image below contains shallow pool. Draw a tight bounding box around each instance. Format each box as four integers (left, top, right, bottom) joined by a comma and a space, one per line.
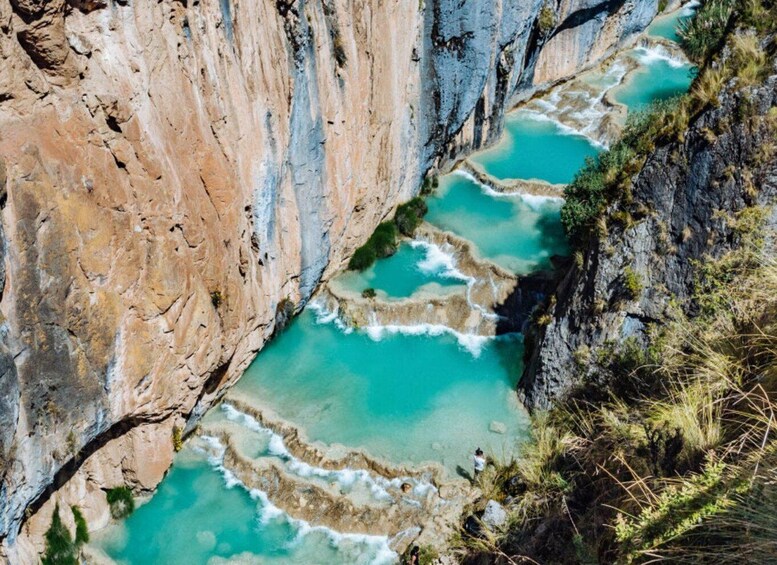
93, 446, 395, 565
613, 46, 695, 111
425, 173, 569, 274
469, 111, 601, 184
232, 309, 528, 473
331, 241, 466, 300
647, 1, 698, 42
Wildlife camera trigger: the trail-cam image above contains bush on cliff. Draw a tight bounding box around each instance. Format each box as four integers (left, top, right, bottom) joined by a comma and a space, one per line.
41, 505, 78, 565
349, 194, 430, 271
71, 505, 89, 546
395, 197, 428, 236
106, 486, 135, 519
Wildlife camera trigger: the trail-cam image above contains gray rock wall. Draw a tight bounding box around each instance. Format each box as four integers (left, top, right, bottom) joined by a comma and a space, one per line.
522, 71, 777, 409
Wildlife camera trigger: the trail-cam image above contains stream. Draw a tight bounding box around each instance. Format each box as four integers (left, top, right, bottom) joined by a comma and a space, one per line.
88, 7, 697, 564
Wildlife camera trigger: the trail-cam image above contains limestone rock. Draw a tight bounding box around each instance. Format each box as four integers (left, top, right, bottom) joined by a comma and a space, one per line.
482, 500, 507, 530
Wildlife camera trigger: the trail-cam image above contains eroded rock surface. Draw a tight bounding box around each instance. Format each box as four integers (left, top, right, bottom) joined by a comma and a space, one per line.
522, 69, 777, 409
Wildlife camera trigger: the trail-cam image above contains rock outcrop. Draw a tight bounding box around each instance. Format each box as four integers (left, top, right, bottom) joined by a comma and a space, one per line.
0, 0, 657, 560
521, 65, 777, 410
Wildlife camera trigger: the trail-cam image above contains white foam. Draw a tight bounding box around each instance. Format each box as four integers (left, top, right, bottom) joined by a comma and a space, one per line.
633, 44, 688, 69
308, 300, 353, 334
514, 109, 607, 149
681, 0, 700, 17
364, 322, 490, 357
220, 403, 436, 503
195, 434, 398, 565
453, 170, 564, 208
409, 240, 472, 283
521, 192, 564, 208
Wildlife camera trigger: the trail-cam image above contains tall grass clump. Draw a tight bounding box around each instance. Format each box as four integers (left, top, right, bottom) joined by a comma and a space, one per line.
41, 505, 78, 565
679, 0, 736, 63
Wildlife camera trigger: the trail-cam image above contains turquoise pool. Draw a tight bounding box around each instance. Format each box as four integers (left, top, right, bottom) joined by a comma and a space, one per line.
613, 47, 695, 111
469, 111, 601, 184
425, 173, 569, 274
332, 241, 467, 299
93, 445, 395, 565
232, 308, 528, 473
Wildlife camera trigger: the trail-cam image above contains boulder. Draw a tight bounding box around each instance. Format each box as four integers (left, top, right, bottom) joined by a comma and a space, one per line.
482, 500, 507, 530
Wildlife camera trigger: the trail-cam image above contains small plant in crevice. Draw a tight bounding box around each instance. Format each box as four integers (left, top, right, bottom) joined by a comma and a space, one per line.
538, 3, 556, 36
210, 290, 223, 309
71, 505, 89, 546
361, 288, 377, 299
172, 425, 183, 452
331, 30, 347, 68
106, 486, 135, 520
622, 266, 643, 300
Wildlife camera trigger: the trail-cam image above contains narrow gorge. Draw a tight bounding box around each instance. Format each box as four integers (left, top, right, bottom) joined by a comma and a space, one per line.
3, 0, 763, 563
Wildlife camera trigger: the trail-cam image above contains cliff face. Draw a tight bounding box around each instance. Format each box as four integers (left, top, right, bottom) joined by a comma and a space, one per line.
0, 0, 656, 560
522, 68, 777, 410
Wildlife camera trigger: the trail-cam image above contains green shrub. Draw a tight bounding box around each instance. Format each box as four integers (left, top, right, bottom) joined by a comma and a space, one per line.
395, 197, 428, 236
210, 290, 223, 308
42, 505, 78, 565
348, 245, 377, 271
369, 222, 399, 258
106, 486, 135, 519
658, 0, 668, 12
678, 0, 735, 63
71, 506, 89, 546
622, 267, 643, 300
420, 176, 439, 196
348, 221, 398, 271
361, 288, 377, 299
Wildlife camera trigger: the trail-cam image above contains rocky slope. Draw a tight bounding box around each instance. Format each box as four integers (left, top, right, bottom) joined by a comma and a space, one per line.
0, 0, 657, 561
521, 58, 777, 410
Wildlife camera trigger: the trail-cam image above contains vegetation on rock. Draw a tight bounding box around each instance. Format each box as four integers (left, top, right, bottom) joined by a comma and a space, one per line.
106, 486, 135, 519
348, 193, 429, 271
464, 3, 777, 562
41, 505, 79, 565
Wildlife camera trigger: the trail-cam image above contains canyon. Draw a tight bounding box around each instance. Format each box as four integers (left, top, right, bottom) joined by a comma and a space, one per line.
0, 0, 660, 562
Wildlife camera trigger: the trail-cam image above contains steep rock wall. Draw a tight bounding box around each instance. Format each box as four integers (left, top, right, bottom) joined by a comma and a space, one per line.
0, 0, 656, 560
521, 70, 777, 410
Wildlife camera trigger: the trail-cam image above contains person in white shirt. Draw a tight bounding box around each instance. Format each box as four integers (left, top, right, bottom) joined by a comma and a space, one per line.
473, 448, 486, 479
